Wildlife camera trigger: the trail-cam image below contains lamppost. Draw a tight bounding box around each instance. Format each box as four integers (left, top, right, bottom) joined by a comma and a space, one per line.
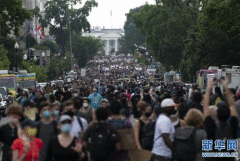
23, 54, 37, 62
42, 52, 45, 66
14, 42, 19, 73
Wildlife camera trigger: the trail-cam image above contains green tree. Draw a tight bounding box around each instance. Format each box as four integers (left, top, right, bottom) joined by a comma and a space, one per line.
41, 40, 59, 55
130, 1, 200, 70
119, 7, 146, 54
0, 0, 32, 37
0, 37, 24, 71
0, 45, 11, 70
26, 34, 38, 48
22, 61, 47, 82
70, 34, 104, 67
181, 0, 240, 82
36, 0, 98, 56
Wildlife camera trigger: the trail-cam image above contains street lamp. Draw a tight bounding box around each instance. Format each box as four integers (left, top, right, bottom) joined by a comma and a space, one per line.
64, 56, 67, 59
14, 42, 19, 73
42, 52, 45, 66
23, 54, 27, 60
33, 56, 37, 61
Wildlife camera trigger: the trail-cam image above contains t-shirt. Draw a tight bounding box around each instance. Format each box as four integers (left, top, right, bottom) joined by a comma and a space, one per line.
70, 116, 88, 138
46, 136, 80, 161
152, 114, 175, 158
0, 123, 18, 161
11, 137, 43, 161
55, 91, 63, 101
88, 93, 103, 110
62, 91, 72, 102
38, 120, 57, 161
35, 97, 47, 109
130, 94, 141, 108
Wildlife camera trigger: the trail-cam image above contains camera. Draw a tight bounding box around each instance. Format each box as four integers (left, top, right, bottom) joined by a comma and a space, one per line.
213, 76, 225, 82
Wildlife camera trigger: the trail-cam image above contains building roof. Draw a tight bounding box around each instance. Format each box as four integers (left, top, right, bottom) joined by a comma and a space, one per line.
82, 28, 124, 39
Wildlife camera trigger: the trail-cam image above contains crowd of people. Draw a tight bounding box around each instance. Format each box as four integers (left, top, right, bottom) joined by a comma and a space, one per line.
0, 75, 239, 161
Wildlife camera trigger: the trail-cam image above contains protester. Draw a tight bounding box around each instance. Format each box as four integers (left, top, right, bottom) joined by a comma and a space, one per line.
88, 87, 103, 110
34, 91, 47, 109
151, 98, 176, 161
61, 86, 73, 102
203, 78, 238, 161
12, 119, 43, 161
0, 104, 23, 161
134, 101, 152, 150
62, 100, 88, 138
23, 100, 40, 121
36, 101, 58, 161
101, 98, 109, 107
76, 97, 96, 126
46, 115, 84, 161
51, 102, 61, 121
83, 107, 121, 161
131, 88, 141, 119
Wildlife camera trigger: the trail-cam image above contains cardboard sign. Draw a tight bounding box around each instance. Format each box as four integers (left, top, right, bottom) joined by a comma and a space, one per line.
45, 86, 54, 93
150, 75, 154, 82
118, 129, 137, 150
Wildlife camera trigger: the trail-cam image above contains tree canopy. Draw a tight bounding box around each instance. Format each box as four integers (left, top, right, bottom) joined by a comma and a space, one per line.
0, 0, 32, 37
38, 0, 98, 56
0, 45, 11, 70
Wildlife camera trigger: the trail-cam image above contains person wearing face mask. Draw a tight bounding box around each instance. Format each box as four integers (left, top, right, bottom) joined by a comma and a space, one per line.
134, 101, 152, 150
51, 102, 61, 121
76, 98, 96, 126
88, 88, 103, 110
169, 103, 186, 129
62, 100, 88, 138
36, 101, 58, 161
0, 104, 24, 161
46, 115, 84, 161
151, 98, 176, 161
12, 119, 43, 161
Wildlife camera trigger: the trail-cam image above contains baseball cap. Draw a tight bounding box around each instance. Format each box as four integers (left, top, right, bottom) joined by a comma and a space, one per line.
101, 98, 109, 103
21, 119, 39, 128
161, 98, 176, 108
59, 115, 72, 123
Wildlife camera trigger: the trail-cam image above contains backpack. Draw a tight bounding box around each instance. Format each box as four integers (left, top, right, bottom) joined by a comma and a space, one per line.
172, 127, 197, 161
88, 123, 117, 160
77, 117, 84, 131
141, 121, 156, 151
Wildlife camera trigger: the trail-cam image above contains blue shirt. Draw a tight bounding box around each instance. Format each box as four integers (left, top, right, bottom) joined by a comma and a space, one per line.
98, 86, 104, 95
88, 93, 103, 110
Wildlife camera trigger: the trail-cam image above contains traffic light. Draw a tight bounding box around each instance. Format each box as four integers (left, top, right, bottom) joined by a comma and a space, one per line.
30, 50, 34, 59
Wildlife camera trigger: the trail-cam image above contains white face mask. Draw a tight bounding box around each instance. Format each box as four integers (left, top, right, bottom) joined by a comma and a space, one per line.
170, 111, 179, 118
83, 103, 88, 107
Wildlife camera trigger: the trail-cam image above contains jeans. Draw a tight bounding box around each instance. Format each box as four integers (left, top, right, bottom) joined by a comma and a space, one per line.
150, 154, 171, 161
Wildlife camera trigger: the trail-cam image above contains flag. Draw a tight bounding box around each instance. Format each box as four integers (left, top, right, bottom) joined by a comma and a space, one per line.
37, 25, 42, 31
30, 28, 36, 36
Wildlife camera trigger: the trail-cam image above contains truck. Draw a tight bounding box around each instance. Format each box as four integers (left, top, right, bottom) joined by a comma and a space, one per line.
164, 71, 178, 83
196, 66, 218, 91
0, 70, 17, 97
16, 73, 36, 89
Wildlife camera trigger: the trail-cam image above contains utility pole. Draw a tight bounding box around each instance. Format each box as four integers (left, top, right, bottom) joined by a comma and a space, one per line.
68, 3, 73, 70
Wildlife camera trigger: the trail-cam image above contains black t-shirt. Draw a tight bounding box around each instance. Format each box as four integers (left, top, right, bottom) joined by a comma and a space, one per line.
131, 95, 141, 108
46, 136, 80, 161
62, 91, 72, 102
55, 90, 63, 101
35, 97, 47, 109
143, 94, 152, 105
0, 123, 18, 161
204, 116, 238, 161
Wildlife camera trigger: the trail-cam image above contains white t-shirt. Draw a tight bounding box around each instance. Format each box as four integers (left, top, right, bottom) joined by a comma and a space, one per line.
152, 114, 175, 158
70, 116, 88, 138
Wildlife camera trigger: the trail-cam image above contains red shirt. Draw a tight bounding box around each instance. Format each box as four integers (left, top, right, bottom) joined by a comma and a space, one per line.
11, 137, 43, 161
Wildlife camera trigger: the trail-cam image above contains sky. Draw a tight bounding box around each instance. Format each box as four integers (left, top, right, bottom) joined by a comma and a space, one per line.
75, 0, 156, 29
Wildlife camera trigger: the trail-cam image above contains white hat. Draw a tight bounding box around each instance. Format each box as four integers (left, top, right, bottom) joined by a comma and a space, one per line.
59, 115, 72, 123
161, 99, 175, 108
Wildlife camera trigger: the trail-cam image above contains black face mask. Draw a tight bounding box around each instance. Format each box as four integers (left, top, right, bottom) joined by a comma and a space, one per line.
166, 108, 176, 116
64, 110, 74, 117
145, 112, 152, 118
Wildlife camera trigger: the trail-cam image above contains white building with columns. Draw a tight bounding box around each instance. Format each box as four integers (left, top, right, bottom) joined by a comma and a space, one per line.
82, 27, 124, 55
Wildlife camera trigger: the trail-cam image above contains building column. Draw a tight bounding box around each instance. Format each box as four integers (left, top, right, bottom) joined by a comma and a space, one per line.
115, 39, 118, 52
106, 40, 109, 55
